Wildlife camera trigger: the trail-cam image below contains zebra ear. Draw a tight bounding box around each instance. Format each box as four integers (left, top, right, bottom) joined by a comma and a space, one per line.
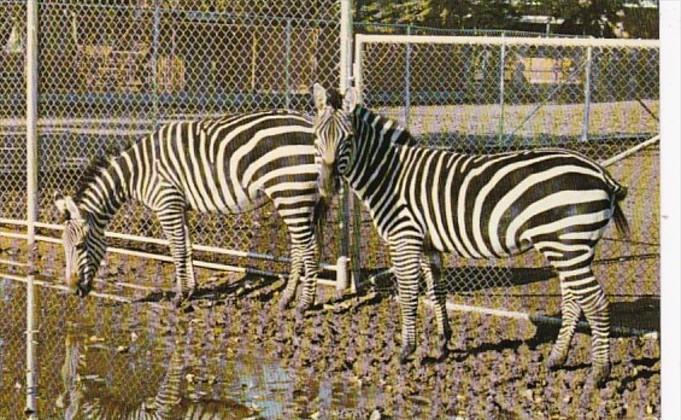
342, 87, 357, 113
55, 194, 81, 221
312, 83, 327, 113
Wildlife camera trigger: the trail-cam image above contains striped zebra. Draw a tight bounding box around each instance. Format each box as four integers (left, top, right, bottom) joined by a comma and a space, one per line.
55, 110, 323, 311
311, 84, 629, 385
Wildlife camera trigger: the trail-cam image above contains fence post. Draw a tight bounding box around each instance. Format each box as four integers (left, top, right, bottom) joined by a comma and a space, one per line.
336, 0, 352, 293
151, 0, 160, 126
25, 0, 38, 415
285, 18, 292, 109
498, 34, 506, 143
581, 46, 593, 142
404, 24, 411, 127
350, 33, 363, 292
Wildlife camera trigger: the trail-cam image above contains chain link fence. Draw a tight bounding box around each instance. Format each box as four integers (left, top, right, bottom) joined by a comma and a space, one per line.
1, 0, 344, 275
353, 34, 659, 329
2, 0, 347, 416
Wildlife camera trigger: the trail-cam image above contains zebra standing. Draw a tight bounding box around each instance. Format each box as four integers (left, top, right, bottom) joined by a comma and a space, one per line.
55, 110, 323, 311
311, 84, 629, 386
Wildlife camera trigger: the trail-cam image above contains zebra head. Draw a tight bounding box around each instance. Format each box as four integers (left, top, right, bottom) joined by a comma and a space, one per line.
311, 83, 357, 200
54, 192, 105, 298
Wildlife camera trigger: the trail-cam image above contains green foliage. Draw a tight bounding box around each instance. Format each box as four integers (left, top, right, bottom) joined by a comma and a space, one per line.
355, 0, 655, 38
538, 0, 639, 37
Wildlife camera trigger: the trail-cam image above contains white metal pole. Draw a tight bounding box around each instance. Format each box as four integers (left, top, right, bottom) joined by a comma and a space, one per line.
404, 24, 411, 127
337, 0, 353, 291
339, 0, 352, 92
498, 34, 506, 143
285, 18, 292, 109
25, 0, 39, 415
581, 46, 593, 142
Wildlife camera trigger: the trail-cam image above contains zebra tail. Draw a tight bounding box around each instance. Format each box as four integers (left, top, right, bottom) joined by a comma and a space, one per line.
612, 185, 630, 238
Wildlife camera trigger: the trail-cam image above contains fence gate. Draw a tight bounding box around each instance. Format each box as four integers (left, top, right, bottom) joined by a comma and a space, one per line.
352, 34, 660, 330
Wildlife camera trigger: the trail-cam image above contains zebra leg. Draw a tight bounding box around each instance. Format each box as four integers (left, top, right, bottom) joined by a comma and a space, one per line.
547, 284, 581, 370
390, 243, 422, 364
296, 238, 320, 314
572, 271, 611, 386
542, 244, 611, 385
278, 249, 302, 310
157, 205, 196, 306
421, 251, 451, 359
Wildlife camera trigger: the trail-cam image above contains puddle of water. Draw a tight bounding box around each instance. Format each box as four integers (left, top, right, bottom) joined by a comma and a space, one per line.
0, 278, 375, 419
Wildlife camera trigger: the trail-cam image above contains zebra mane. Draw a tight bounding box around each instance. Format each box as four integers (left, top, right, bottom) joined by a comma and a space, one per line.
356, 104, 416, 147
73, 141, 131, 204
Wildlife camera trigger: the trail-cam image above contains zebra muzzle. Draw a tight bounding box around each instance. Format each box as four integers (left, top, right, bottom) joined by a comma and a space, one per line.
317, 163, 337, 198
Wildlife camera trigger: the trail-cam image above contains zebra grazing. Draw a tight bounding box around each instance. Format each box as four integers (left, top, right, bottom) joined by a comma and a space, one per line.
55, 110, 323, 310
311, 84, 629, 386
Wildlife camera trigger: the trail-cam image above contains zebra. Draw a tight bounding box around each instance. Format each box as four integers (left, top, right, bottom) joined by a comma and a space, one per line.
55, 110, 324, 311
311, 84, 629, 386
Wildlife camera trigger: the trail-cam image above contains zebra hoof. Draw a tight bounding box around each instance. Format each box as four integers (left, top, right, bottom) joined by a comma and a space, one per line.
172, 288, 195, 308
399, 343, 416, 364
278, 293, 294, 311
592, 362, 611, 387
437, 334, 450, 360
547, 349, 568, 370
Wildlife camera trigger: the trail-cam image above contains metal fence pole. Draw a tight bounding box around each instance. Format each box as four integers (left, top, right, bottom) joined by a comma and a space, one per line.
336, 0, 352, 292
498, 34, 506, 143
581, 46, 593, 142
350, 31, 363, 292
151, 0, 160, 126
285, 18, 292, 109
404, 24, 411, 127
25, 0, 38, 415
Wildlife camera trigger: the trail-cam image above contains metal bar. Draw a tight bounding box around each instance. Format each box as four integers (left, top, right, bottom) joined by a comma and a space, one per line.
581, 46, 593, 142
337, 0, 353, 291
350, 27, 364, 291
498, 34, 506, 143
27, 222, 339, 272
422, 299, 658, 338
339, 0, 352, 91
354, 34, 660, 48
151, 0, 160, 125
601, 134, 660, 167
284, 18, 292, 109
353, 34, 363, 103
404, 24, 411, 127
2, 231, 341, 287
0, 258, 27, 267
636, 98, 659, 121
25, 0, 38, 414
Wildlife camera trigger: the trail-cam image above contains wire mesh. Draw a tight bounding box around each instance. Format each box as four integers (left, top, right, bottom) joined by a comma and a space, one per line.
31, 0, 341, 275
354, 36, 659, 329
2, 0, 344, 417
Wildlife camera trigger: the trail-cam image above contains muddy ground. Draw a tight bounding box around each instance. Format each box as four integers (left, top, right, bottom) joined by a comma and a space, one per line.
0, 244, 661, 419
0, 146, 661, 418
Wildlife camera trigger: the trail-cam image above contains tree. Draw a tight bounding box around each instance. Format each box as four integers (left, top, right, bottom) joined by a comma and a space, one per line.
522, 0, 641, 37
356, 0, 519, 29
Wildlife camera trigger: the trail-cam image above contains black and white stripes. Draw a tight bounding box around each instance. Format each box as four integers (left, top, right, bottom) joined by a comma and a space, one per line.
55, 110, 322, 310
312, 84, 629, 385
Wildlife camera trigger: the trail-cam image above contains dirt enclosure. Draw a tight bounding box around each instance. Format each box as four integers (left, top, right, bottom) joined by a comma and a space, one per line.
0, 145, 661, 418
0, 238, 661, 418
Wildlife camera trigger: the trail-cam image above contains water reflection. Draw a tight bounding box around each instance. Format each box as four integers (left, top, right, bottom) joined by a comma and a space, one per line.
56, 314, 270, 419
